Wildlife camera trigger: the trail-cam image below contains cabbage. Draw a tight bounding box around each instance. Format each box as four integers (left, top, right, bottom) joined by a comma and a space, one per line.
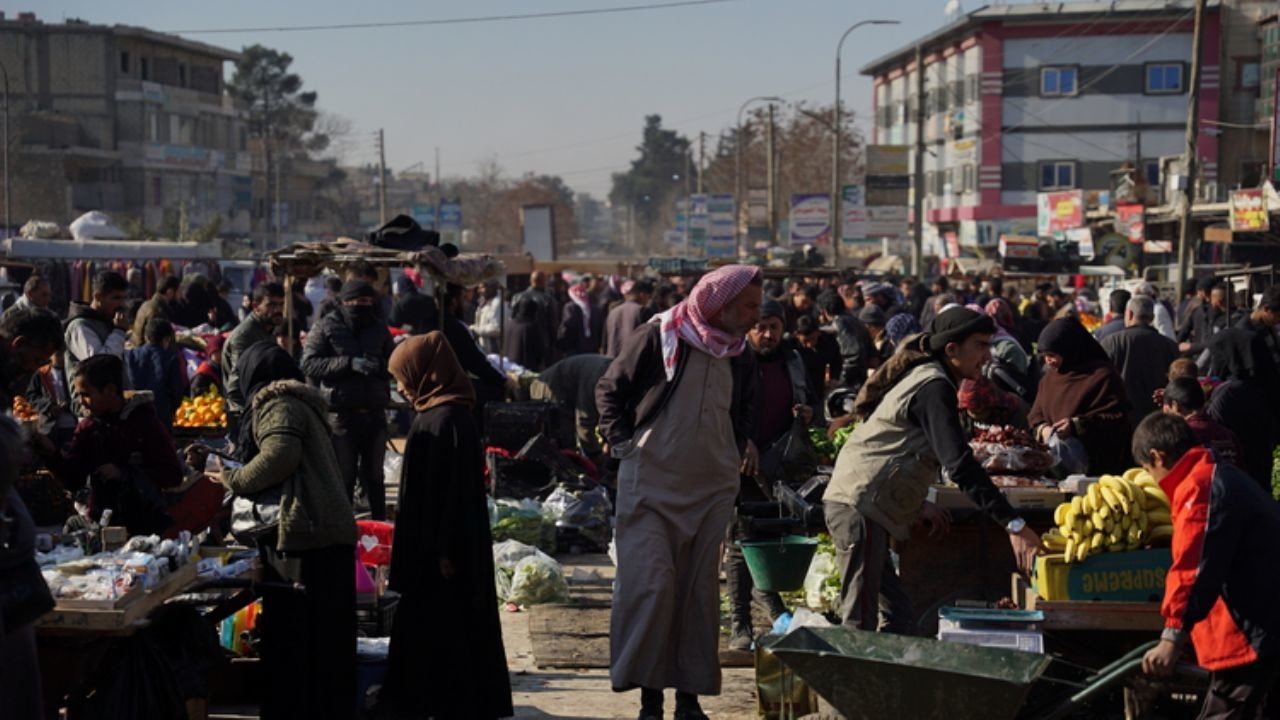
506, 554, 568, 606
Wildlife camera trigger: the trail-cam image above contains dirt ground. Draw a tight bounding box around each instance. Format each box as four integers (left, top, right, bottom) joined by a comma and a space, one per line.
503, 555, 760, 720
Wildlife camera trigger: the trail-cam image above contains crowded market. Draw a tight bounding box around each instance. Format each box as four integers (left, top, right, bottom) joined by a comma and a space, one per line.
0, 214, 1278, 720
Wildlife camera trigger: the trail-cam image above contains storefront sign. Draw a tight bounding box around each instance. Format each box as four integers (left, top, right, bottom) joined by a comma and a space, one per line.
1036, 190, 1084, 237
841, 185, 869, 243
1115, 203, 1145, 244
789, 194, 831, 245
1229, 189, 1268, 232
705, 193, 736, 258
1066, 227, 1094, 260
865, 206, 909, 238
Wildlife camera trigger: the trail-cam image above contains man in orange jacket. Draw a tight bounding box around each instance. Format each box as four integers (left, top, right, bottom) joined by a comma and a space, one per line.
1135, 413, 1280, 718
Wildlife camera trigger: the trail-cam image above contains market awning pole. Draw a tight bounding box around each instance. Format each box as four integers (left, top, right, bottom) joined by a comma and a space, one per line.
283, 274, 295, 355
1176, 0, 1208, 302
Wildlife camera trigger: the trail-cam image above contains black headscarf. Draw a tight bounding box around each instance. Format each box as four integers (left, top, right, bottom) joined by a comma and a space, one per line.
234, 340, 304, 459
1037, 318, 1110, 371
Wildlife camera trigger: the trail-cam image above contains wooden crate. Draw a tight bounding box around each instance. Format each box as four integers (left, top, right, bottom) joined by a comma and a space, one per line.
37, 561, 200, 635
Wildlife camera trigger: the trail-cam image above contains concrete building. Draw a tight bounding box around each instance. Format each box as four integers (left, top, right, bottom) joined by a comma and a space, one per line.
859, 0, 1261, 254
0, 13, 251, 236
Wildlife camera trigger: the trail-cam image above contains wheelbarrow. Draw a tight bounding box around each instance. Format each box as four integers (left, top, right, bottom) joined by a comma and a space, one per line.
766, 626, 1207, 720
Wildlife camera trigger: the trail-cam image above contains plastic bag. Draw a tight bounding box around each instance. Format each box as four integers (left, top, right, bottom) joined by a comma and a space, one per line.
494, 565, 512, 604
69, 211, 126, 240
506, 553, 568, 606
492, 539, 543, 571
540, 487, 577, 524
383, 451, 403, 489
491, 499, 550, 550
556, 485, 613, 550
760, 416, 818, 484
802, 552, 841, 613
1047, 433, 1089, 475
788, 607, 833, 630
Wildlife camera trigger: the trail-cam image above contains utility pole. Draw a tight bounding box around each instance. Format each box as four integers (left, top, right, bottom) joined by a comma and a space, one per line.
1, 60, 9, 239
434, 146, 441, 198
697, 131, 706, 194
376, 129, 388, 225
766, 103, 777, 242
273, 137, 282, 249
912, 43, 926, 277
1176, 0, 1207, 302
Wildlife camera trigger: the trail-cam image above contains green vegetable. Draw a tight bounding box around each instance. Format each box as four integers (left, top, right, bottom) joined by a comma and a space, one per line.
507, 555, 568, 606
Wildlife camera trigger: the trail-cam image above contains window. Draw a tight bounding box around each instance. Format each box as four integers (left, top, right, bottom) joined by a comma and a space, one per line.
950, 79, 965, 107
925, 171, 936, 197
1039, 161, 1076, 190
140, 57, 150, 81
1040, 66, 1078, 97
1145, 63, 1184, 94
962, 164, 976, 193
178, 64, 187, 88
120, 51, 130, 74
943, 168, 955, 194
1239, 60, 1260, 90
1143, 160, 1160, 187
965, 74, 979, 103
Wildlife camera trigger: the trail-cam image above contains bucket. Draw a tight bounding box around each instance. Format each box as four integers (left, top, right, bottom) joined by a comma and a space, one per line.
738, 535, 820, 592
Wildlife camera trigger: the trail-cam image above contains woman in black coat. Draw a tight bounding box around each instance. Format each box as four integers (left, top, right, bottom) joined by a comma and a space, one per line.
377, 332, 513, 719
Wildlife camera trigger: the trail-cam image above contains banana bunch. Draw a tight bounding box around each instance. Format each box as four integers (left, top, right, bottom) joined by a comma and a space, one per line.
1041, 468, 1173, 563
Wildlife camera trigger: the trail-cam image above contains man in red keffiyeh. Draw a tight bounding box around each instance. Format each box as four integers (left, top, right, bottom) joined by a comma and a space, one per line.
596, 265, 763, 720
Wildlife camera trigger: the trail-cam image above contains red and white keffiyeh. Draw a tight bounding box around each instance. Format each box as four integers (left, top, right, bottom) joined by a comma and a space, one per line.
569, 283, 593, 338
650, 264, 761, 380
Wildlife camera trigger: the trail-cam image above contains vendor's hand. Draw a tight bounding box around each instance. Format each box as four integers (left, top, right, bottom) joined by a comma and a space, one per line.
1008, 526, 1043, 574
1178, 342, 1192, 354
1142, 638, 1184, 677
206, 470, 225, 486
918, 502, 952, 538
1152, 388, 1165, 407
740, 439, 760, 477
439, 556, 456, 580
1052, 418, 1074, 438
113, 311, 130, 331
792, 404, 814, 425
97, 464, 122, 480
1036, 424, 1053, 444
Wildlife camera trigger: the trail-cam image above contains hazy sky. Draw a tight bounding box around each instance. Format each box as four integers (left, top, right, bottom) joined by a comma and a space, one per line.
29, 0, 950, 198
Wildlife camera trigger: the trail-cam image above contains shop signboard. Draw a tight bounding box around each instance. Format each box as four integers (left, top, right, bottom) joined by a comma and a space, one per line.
1229, 189, 1268, 232
865, 206, 909, 237
841, 185, 869, 243
439, 199, 462, 230
411, 204, 437, 230
1065, 227, 1094, 260
789, 193, 830, 245
1115, 203, 1145, 244
1036, 190, 1084, 237
705, 193, 736, 258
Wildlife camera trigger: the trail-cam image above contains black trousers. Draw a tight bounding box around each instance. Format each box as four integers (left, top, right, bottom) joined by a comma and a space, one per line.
332, 411, 389, 520
823, 501, 915, 634
1198, 655, 1280, 720
724, 476, 789, 633
259, 544, 357, 720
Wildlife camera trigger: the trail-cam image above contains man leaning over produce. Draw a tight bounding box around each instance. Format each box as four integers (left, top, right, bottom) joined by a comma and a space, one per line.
824, 306, 1042, 632
1137, 413, 1280, 717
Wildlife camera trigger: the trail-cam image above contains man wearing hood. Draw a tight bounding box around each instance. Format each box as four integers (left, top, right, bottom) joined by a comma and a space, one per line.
0, 307, 64, 412
825, 308, 1042, 632
301, 280, 395, 521
64, 271, 129, 413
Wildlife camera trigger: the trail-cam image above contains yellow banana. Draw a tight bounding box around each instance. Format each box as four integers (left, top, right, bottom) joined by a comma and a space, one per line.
1082, 519, 1094, 536
1142, 485, 1170, 508
1054, 503, 1070, 526
1064, 537, 1077, 563
1101, 485, 1130, 515
1137, 512, 1149, 532
1087, 483, 1102, 509
1148, 525, 1174, 543
1076, 541, 1090, 563
1120, 515, 1132, 531
1071, 495, 1085, 515
1090, 532, 1104, 550
1103, 517, 1116, 534
1147, 509, 1171, 526
1098, 505, 1111, 521
1123, 468, 1143, 483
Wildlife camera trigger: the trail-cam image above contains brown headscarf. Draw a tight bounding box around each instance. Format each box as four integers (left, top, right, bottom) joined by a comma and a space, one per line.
388, 331, 476, 412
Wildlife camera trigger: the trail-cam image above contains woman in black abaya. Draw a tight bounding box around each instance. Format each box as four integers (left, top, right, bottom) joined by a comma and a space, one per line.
376, 332, 513, 719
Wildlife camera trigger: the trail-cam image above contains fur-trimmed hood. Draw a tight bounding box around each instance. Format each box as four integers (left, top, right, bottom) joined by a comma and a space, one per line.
249, 379, 329, 419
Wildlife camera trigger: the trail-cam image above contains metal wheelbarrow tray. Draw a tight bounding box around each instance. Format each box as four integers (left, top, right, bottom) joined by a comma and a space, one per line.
766, 626, 1202, 720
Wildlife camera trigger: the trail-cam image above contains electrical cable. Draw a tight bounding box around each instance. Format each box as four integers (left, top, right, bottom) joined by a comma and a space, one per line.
168, 0, 742, 34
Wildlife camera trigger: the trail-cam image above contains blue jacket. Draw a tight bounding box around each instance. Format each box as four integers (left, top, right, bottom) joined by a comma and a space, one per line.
125, 344, 186, 430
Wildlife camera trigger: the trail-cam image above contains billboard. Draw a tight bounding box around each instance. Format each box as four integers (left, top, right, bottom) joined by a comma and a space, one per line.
521, 205, 555, 261
1229, 189, 1268, 232
1036, 190, 1084, 236
789, 194, 831, 245
705, 193, 736, 258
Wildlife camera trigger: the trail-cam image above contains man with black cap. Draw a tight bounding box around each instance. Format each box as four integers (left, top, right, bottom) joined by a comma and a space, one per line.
814, 289, 874, 390
389, 276, 438, 335
300, 280, 396, 520
858, 304, 892, 368
724, 299, 820, 650
824, 307, 1042, 632
863, 282, 903, 320
1177, 280, 1232, 359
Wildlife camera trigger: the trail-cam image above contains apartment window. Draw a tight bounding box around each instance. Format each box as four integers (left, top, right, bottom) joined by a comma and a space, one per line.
1145, 63, 1184, 94
120, 51, 130, 74
1238, 59, 1260, 90
1040, 66, 1078, 97
1039, 161, 1077, 190
906, 93, 917, 119
962, 164, 976, 193
949, 79, 965, 107
140, 57, 150, 81
943, 168, 955, 194
178, 64, 187, 88
965, 74, 978, 102
1143, 160, 1160, 187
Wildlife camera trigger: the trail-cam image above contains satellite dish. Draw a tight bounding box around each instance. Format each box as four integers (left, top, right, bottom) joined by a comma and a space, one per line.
943, 0, 963, 21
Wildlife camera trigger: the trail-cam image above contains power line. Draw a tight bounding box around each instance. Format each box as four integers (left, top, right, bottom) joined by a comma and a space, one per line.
167, 0, 742, 34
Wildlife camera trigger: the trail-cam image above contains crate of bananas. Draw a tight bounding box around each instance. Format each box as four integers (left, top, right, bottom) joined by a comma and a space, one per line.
1041, 468, 1172, 564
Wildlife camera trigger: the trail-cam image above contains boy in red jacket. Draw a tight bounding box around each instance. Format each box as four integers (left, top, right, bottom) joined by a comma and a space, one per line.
1136, 413, 1280, 718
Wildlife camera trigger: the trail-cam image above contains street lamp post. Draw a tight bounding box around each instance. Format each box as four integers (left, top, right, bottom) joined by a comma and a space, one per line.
833, 19, 899, 266
1, 59, 9, 239
735, 95, 783, 257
